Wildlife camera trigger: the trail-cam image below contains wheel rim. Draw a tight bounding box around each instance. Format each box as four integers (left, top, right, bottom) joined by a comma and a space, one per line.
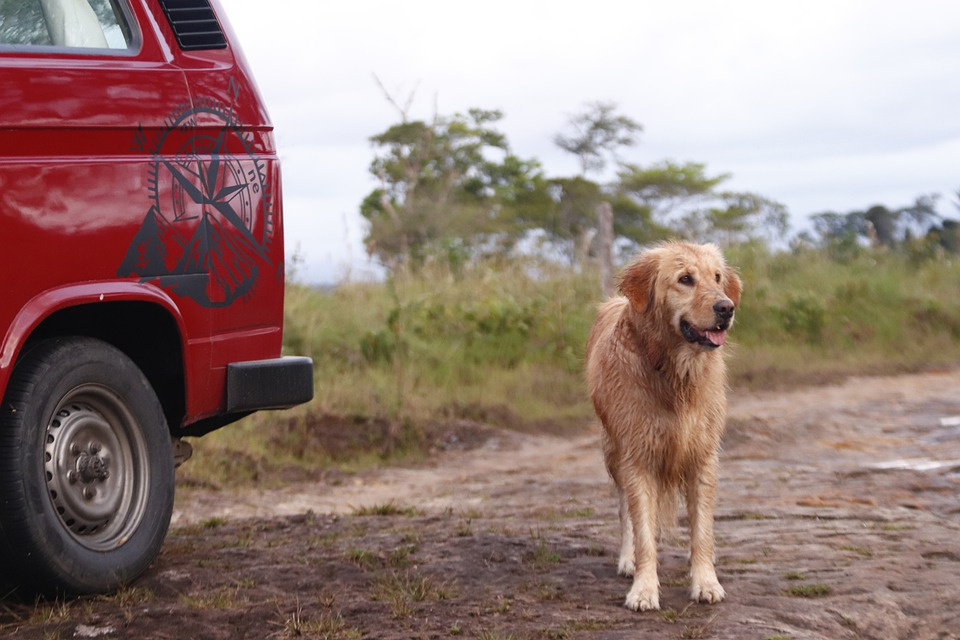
44, 384, 149, 551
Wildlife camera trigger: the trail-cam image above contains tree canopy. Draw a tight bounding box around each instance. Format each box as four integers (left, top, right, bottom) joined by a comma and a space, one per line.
553, 101, 642, 177
359, 99, 958, 272
810, 194, 949, 255
361, 108, 551, 269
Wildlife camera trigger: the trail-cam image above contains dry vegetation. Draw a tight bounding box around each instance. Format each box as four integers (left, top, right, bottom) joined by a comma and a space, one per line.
182, 245, 960, 490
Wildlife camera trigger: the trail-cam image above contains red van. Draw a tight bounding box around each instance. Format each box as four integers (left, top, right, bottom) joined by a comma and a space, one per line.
0, 0, 312, 595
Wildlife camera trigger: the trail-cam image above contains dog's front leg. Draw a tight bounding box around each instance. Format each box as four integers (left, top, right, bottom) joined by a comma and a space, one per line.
623, 477, 660, 611
616, 487, 635, 576
686, 457, 725, 604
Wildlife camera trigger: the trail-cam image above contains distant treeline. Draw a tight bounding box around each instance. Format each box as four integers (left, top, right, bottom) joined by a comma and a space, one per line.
358, 97, 960, 273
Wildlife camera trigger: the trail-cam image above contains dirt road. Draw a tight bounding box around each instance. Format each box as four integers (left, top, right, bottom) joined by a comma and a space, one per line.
4, 370, 960, 639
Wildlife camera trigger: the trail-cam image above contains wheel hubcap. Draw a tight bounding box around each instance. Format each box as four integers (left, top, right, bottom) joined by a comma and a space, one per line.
44, 386, 148, 550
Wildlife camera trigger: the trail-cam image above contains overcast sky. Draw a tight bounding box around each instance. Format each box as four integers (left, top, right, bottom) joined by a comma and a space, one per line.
224, 0, 960, 284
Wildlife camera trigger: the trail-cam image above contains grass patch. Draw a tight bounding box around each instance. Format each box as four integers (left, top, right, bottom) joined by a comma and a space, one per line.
346, 547, 380, 571
371, 569, 452, 619
783, 583, 832, 598
180, 583, 247, 609
839, 544, 873, 557
352, 502, 420, 517
566, 618, 614, 631
385, 546, 416, 569
200, 517, 228, 529
730, 512, 776, 521
476, 631, 521, 640
659, 604, 697, 623
179, 248, 960, 489
878, 523, 916, 532
272, 599, 362, 640
345, 541, 417, 572
23, 597, 72, 627
455, 519, 474, 537
96, 585, 155, 624
526, 539, 562, 571
682, 622, 716, 640
662, 575, 691, 588
523, 579, 565, 602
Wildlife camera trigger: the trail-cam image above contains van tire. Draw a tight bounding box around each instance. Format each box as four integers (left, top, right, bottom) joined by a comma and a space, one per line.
0, 337, 174, 596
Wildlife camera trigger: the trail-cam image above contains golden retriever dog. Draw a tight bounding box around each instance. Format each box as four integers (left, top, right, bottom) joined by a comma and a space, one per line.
585, 241, 742, 611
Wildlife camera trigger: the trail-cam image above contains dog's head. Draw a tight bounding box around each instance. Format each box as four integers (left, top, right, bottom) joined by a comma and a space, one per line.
619, 242, 742, 351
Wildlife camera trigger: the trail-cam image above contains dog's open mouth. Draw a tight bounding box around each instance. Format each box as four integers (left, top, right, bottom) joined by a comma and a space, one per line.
680, 319, 729, 348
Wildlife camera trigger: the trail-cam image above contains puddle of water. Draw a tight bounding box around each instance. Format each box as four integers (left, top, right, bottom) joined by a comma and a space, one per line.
870, 458, 960, 472
918, 416, 960, 444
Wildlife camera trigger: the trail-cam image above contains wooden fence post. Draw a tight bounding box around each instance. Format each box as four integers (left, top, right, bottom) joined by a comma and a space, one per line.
597, 201, 614, 297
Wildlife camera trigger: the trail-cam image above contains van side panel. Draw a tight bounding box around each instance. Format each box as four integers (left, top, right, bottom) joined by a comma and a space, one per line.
0, 0, 295, 428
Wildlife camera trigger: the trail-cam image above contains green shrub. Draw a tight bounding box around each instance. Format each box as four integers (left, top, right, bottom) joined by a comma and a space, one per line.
181, 248, 960, 488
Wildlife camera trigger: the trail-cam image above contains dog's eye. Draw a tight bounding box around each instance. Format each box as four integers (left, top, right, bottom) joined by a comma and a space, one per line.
715, 272, 722, 283
679, 274, 694, 286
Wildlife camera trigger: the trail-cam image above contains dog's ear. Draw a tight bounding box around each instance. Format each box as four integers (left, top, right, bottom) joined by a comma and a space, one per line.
619, 252, 659, 313
723, 265, 743, 307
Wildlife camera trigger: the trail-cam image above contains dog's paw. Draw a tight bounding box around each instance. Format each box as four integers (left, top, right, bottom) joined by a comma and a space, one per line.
624, 578, 660, 611
690, 578, 725, 604
617, 556, 636, 577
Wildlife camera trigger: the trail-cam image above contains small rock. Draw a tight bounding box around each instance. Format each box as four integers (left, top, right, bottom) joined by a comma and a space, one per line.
74, 624, 115, 638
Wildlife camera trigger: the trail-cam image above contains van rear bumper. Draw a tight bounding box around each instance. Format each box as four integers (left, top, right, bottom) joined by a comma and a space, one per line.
225, 356, 314, 412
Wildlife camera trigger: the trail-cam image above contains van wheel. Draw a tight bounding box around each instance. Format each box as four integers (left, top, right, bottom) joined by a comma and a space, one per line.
0, 337, 174, 596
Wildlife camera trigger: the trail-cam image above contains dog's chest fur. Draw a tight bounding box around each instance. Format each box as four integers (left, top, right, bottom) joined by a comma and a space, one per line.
589, 301, 727, 481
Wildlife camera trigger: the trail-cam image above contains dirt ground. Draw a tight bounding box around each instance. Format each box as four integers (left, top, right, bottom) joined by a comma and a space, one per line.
3, 370, 960, 639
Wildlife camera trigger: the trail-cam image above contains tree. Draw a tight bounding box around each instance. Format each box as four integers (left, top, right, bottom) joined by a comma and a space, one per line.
863, 205, 897, 246
811, 194, 944, 251
910, 191, 960, 256
616, 161, 725, 220
554, 101, 643, 177
900, 194, 942, 238
935, 219, 960, 254
361, 105, 549, 270
477, 153, 555, 256
615, 161, 788, 247
683, 192, 789, 247
538, 177, 605, 264
551, 101, 642, 268
360, 94, 794, 270
811, 211, 866, 242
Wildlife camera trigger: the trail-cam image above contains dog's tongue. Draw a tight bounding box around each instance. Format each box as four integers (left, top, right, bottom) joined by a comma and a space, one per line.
706, 330, 727, 346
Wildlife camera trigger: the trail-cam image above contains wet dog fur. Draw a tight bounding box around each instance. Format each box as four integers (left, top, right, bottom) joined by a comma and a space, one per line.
585, 241, 742, 611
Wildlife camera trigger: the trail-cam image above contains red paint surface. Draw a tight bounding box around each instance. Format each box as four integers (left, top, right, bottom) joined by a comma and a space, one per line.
0, 0, 287, 427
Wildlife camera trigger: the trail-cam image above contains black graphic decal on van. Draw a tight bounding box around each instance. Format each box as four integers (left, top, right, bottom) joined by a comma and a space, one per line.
119, 85, 274, 308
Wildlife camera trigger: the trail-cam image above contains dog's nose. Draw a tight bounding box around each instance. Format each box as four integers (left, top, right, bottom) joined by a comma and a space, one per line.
713, 299, 735, 320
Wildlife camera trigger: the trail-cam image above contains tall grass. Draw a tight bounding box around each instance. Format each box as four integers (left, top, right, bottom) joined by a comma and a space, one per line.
181, 247, 960, 488
726, 244, 960, 384
283, 259, 597, 426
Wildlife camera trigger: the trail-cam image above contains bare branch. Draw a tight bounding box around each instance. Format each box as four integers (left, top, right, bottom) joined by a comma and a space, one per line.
372, 73, 419, 122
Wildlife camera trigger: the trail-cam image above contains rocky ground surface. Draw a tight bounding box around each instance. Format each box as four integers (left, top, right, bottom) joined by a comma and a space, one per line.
3, 370, 960, 639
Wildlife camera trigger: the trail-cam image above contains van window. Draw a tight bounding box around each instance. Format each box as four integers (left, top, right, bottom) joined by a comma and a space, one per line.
0, 0, 132, 50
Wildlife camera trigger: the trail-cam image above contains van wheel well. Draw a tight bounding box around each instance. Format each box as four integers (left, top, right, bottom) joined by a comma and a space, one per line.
26, 302, 185, 432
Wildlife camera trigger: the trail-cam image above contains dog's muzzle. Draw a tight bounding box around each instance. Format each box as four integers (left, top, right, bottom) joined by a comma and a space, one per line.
681, 300, 735, 349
